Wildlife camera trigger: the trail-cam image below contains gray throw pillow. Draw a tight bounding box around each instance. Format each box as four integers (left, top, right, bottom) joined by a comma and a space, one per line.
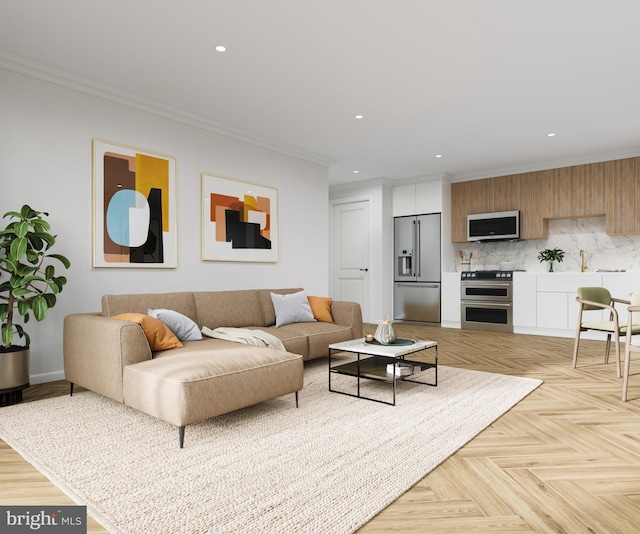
270, 290, 316, 327
147, 308, 203, 341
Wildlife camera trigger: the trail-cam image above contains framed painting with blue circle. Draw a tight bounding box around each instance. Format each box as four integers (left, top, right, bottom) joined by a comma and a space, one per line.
92, 139, 178, 268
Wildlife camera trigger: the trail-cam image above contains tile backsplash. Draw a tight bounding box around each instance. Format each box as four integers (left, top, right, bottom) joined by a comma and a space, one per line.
452, 217, 640, 273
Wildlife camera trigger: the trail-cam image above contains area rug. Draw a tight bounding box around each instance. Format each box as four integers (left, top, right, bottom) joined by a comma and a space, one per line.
0, 361, 541, 534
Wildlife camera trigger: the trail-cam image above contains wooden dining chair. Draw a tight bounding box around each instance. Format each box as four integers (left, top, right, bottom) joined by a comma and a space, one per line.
572, 287, 640, 378
622, 293, 640, 401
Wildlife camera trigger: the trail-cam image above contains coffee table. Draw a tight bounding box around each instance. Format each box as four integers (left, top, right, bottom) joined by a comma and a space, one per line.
328, 338, 438, 405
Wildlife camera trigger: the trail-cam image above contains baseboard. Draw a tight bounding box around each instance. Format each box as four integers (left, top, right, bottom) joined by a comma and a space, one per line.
30, 370, 66, 385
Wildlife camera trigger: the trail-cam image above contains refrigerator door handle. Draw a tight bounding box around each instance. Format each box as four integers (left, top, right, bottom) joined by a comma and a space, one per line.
414, 219, 420, 277
396, 283, 439, 288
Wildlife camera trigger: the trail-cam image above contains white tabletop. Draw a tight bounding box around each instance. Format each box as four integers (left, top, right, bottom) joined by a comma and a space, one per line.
328, 338, 437, 358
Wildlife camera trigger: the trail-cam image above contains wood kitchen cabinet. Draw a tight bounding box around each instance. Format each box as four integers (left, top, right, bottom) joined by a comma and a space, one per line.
572, 162, 605, 217
605, 157, 637, 235
486, 174, 519, 212
519, 170, 553, 240
451, 180, 491, 242
451, 156, 634, 242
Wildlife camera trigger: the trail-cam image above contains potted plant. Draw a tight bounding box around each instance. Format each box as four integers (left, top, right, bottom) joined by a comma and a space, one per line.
0, 205, 70, 405
537, 247, 565, 272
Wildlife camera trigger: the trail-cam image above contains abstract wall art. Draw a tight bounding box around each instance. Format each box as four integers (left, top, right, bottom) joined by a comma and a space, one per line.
92, 139, 177, 268
201, 173, 278, 262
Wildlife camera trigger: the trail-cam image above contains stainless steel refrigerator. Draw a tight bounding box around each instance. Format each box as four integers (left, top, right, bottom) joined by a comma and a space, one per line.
393, 213, 441, 322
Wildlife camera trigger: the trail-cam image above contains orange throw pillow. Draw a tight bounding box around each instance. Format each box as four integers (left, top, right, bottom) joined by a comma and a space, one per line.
307, 296, 334, 323
111, 313, 183, 351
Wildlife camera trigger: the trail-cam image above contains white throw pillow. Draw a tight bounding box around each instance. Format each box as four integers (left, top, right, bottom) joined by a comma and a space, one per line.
147, 308, 202, 341
270, 291, 316, 327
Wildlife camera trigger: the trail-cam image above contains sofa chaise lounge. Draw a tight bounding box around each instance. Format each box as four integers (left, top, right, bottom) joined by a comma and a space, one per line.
63, 288, 363, 447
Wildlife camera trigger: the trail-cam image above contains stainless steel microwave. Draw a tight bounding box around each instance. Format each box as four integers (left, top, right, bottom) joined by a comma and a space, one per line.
467, 210, 520, 242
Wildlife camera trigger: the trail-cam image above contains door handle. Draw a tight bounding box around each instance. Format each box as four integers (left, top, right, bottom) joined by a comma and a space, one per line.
359, 268, 368, 272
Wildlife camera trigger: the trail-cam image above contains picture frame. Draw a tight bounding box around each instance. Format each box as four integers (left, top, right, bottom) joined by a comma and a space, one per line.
201, 173, 278, 262
92, 139, 178, 268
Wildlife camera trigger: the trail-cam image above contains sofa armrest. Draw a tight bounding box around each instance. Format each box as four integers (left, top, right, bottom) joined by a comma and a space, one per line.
63, 313, 152, 403
330, 301, 363, 338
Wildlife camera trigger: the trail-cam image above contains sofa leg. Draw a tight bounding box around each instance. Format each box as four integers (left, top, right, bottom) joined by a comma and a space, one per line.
295, 390, 299, 408
179, 426, 185, 448
69, 382, 74, 397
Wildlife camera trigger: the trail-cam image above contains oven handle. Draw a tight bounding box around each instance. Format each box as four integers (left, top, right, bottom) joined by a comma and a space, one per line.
461, 282, 512, 289
462, 301, 512, 308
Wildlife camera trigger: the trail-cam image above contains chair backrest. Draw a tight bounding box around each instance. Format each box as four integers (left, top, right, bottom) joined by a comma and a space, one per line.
630, 293, 640, 324
577, 287, 612, 310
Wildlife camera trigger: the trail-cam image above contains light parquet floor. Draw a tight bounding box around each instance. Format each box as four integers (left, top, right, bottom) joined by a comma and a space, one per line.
1, 325, 640, 533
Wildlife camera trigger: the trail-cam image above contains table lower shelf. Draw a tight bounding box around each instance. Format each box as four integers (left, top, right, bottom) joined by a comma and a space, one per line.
328, 350, 438, 406
330, 356, 434, 382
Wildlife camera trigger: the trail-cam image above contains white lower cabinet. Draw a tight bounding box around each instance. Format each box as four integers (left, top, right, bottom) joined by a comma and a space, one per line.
536, 292, 570, 330
513, 273, 537, 328
441, 273, 461, 327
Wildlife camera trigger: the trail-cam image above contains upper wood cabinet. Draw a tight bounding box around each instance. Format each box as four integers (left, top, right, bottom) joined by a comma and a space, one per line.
520, 170, 553, 240
604, 157, 637, 235
451, 157, 633, 242
573, 162, 605, 217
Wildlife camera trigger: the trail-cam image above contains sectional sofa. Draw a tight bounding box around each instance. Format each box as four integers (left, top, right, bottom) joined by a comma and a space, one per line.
63, 288, 363, 447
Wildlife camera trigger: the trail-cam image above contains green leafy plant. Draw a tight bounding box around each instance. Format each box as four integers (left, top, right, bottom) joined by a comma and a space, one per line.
0, 205, 70, 350
537, 247, 565, 263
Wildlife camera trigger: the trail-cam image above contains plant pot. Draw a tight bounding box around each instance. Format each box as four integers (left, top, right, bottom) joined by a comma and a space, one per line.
547, 261, 555, 272
0, 348, 30, 406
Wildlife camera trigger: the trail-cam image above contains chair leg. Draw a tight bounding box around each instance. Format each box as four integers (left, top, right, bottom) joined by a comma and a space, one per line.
573, 308, 583, 369
179, 426, 185, 449
623, 343, 632, 402
604, 333, 612, 365
295, 390, 299, 408
614, 333, 622, 379
572, 332, 581, 369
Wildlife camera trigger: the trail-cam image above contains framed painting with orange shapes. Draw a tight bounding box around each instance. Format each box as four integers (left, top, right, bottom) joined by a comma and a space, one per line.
92, 139, 178, 268
201, 173, 278, 262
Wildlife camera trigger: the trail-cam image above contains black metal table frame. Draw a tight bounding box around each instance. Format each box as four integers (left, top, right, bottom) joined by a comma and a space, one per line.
328, 343, 438, 406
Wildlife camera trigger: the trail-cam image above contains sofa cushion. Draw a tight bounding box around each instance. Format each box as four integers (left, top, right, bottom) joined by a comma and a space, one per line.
305, 322, 357, 359
195, 290, 264, 329
123, 346, 304, 427
248, 325, 309, 358
308, 296, 334, 323
270, 290, 316, 327
111, 313, 183, 351
148, 308, 203, 342
102, 292, 199, 325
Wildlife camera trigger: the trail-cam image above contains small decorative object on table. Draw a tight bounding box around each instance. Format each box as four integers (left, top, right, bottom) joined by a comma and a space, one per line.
537, 247, 565, 272
374, 315, 397, 345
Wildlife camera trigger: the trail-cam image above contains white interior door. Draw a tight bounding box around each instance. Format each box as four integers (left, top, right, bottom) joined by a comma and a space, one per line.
332, 200, 370, 322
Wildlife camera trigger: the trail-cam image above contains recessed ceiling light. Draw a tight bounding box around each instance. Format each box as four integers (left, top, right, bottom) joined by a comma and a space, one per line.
353, 170, 359, 174
355, 115, 364, 119
547, 133, 556, 137
435, 154, 443, 158
215, 45, 227, 52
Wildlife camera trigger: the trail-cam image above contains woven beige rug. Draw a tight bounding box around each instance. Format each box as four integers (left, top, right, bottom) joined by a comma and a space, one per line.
0, 360, 541, 534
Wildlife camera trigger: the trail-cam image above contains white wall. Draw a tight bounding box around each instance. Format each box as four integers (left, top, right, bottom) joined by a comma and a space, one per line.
0, 68, 330, 383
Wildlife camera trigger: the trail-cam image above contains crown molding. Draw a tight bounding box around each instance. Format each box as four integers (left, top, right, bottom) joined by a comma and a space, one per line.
451, 151, 640, 183
0, 50, 335, 168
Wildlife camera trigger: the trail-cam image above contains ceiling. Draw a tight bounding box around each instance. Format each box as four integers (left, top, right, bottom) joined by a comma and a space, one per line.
1, 0, 640, 186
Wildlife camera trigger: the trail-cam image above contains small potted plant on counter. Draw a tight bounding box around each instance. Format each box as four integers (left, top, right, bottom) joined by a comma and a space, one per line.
537, 247, 565, 272
0, 205, 70, 405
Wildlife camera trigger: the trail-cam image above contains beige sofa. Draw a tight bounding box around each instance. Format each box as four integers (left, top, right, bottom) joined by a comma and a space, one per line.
63, 288, 362, 447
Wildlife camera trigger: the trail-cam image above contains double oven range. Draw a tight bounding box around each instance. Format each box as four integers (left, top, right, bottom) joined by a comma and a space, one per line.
460, 270, 513, 333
